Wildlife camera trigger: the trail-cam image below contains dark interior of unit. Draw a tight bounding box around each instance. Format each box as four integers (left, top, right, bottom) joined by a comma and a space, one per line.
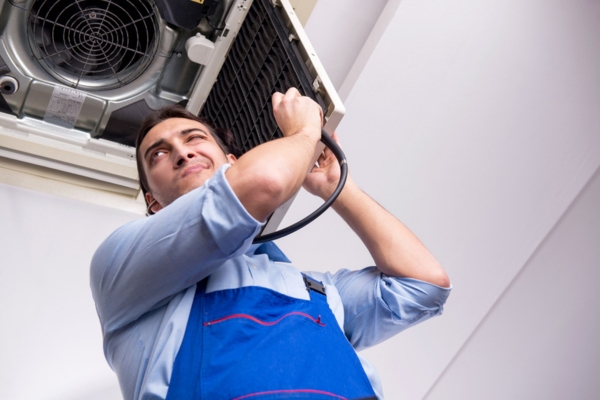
200, 0, 326, 155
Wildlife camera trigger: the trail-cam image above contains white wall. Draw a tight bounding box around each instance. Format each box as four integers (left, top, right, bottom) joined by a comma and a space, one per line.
0, 184, 139, 399
426, 167, 600, 399
1, 0, 600, 399
281, 0, 600, 398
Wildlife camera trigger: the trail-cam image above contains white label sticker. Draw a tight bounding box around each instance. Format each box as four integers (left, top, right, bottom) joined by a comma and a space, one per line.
43, 86, 86, 129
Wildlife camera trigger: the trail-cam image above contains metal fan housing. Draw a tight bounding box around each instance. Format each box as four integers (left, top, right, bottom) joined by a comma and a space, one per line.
27, 0, 160, 91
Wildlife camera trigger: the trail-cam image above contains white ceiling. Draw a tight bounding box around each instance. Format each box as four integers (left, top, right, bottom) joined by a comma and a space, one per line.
302, 0, 388, 91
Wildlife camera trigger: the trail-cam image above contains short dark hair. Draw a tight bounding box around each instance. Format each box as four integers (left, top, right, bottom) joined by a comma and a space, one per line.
135, 105, 241, 202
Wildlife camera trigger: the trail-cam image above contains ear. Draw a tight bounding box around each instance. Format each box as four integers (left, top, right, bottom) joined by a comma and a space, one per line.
145, 192, 163, 214
227, 153, 237, 165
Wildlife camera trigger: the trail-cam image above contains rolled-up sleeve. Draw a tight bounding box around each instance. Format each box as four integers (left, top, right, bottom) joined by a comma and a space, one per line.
90, 164, 264, 335
332, 267, 451, 351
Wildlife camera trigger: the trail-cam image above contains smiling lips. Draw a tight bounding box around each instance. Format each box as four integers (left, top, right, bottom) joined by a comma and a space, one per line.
181, 162, 209, 178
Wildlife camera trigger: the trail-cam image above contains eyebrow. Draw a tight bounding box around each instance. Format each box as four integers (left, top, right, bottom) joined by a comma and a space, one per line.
143, 127, 210, 162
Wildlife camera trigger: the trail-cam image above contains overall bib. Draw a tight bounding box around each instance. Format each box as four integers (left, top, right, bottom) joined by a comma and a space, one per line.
165, 268, 377, 400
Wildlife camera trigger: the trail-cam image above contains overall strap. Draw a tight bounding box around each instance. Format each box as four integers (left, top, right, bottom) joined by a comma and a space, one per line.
253, 241, 291, 263
165, 279, 207, 400
302, 273, 327, 298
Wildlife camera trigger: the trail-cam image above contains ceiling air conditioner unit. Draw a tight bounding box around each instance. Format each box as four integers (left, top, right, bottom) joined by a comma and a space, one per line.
0, 0, 343, 233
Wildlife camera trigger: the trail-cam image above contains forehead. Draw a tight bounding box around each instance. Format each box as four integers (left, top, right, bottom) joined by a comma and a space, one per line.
141, 118, 211, 148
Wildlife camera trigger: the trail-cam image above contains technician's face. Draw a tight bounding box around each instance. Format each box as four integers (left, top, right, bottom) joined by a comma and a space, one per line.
140, 118, 236, 213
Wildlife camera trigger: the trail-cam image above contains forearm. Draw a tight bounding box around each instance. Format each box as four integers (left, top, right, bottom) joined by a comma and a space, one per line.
332, 178, 450, 287
226, 130, 319, 221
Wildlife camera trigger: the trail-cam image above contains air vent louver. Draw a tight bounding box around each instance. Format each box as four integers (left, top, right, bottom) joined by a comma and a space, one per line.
27, 0, 160, 90
200, 0, 326, 154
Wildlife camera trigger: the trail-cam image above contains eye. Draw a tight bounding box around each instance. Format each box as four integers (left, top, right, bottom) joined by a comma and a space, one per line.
188, 134, 207, 142
150, 149, 167, 163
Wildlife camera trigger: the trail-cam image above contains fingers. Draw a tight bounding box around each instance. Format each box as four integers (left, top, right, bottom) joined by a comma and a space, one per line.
271, 91, 283, 108
315, 147, 337, 169
271, 87, 322, 140
271, 87, 301, 107
316, 151, 327, 168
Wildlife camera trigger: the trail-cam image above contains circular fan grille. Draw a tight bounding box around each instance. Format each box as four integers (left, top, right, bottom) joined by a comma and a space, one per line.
27, 0, 159, 90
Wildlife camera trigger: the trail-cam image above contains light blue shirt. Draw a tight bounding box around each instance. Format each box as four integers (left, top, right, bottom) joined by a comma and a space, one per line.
90, 164, 451, 400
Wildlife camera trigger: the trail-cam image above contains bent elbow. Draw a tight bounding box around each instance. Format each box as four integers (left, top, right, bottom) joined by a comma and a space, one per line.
233, 169, 291, 221
255, 172, 289, 206
429, 267, 451, 288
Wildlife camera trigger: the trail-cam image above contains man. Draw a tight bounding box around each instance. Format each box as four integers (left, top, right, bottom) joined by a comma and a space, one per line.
91, 88, 451, 399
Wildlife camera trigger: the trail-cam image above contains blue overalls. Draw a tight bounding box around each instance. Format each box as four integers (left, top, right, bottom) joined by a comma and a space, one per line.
166, 243, 377, 400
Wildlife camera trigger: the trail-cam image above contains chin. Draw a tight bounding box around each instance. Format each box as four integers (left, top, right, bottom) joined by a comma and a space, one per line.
181, 178, 209, 196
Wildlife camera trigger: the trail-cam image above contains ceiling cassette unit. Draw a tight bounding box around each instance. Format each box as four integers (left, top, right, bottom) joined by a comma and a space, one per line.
0, 0, 343, 231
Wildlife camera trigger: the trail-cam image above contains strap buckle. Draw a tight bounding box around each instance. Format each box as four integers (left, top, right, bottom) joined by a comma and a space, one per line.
303, 274, 326, 296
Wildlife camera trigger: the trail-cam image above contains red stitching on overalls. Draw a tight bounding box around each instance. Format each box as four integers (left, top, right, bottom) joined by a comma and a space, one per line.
203, 312, 325, 327
232, 389, 346, 400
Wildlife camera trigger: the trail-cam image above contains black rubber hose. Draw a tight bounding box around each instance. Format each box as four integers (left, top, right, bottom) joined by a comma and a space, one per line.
253, 129, 348, 244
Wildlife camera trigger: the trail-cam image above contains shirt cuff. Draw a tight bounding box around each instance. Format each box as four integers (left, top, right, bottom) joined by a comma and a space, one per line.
380, 275, 452, 323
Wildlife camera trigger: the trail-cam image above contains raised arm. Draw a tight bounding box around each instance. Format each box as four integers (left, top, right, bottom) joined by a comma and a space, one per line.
303, 133, 450, 287
226, 88, 323, 222
92, 89, 325, 333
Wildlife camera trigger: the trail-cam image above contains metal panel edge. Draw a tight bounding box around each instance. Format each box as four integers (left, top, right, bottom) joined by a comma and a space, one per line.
186, 0, 255, 115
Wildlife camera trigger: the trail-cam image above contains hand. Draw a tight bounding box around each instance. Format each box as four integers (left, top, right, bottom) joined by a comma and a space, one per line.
271, 88, 323, 142
303, 131, 345, 200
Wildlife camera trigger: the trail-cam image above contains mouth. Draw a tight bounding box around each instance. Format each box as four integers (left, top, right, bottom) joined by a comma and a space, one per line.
181, 163, 209, 178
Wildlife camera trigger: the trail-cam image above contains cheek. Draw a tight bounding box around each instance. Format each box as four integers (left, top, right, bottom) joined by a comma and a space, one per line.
146, 167, 172, 192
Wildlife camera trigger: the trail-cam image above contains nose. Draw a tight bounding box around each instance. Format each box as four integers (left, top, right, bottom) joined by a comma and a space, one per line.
174, 146, 196, 167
